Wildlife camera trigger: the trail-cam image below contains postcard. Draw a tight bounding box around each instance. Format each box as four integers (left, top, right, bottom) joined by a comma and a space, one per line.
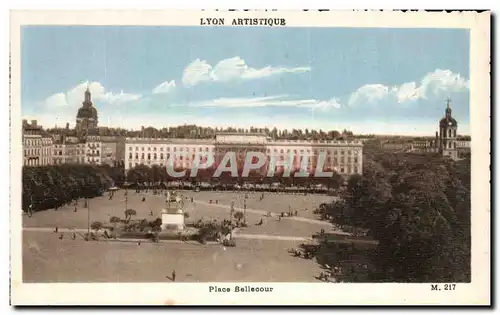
10, 10, 491, 306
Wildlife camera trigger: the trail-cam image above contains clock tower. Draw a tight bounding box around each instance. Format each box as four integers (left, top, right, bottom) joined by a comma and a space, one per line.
438, 98, 458, 161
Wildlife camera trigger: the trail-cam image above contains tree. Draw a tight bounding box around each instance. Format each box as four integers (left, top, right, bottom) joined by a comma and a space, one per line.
233, 211, 244, 222
110, 216, 121, 228
319, 151, 471, 283
90, 221, 103, 233
22, 164, 114, 213
124, 209, 137, 221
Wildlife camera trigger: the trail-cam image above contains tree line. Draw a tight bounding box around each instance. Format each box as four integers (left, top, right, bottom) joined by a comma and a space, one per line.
22, 164, 125, 212
47, 124, 358, 141
125, 164, 344, 189
322, 140, 471, 282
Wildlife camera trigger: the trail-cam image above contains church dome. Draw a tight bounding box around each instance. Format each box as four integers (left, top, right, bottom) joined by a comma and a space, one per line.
77, 106, 98, 119
439, 116, 457, 128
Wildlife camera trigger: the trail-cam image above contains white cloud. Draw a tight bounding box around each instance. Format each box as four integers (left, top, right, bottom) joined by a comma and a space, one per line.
182, 59, 213, 86
193, 95, 341, 111
44, 93, 68, 108
152, 80, 176, 94
182, 56, 310, 86
43, 81, 142, 110
348, 84, 390, 107
347, 69, 469, 107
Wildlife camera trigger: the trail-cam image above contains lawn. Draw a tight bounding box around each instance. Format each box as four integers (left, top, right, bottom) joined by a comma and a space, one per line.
23, 231, 322, 283
23, 190, 337, 238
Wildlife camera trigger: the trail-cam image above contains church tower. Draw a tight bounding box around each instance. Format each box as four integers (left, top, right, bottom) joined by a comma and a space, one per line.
76, 86, 99, 139
438, 98, 458, 161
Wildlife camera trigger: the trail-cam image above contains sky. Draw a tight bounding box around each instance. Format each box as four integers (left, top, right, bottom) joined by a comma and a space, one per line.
21, 26, 470, 135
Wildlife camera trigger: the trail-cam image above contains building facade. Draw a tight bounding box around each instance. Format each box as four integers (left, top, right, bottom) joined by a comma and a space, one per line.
22, 120, 53, 167
52, 135, 86, 165
124, 133, 363, 176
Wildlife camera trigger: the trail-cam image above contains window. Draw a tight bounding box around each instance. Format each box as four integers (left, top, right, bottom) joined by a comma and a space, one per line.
341, 157, 345, 163
160, 153, 164, 160
147, 153, 151, 160
340, 167, 345, 173
334, 157, 338, 165
129, 153, 133, 159
341, 150, 345, 155
166, 153, 170, 159
448, 129, 452, 137
148, 147, 151, 151
199, 148, 202, 152
354, 157, 358, 163
96, 150, 100, 156
141, 153, 145, 159
135, 153, 139, 159
153, 153, 157, 160
160, 147, 163, 151
348, 150, 352, 155
347, 157, 351, 163
142, 147, 144, 151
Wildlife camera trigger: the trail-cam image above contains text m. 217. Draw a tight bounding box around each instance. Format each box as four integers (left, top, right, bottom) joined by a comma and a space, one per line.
431, 284, 456, 291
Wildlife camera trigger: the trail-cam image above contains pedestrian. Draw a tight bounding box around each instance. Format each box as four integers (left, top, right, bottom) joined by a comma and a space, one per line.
295, 210, 298, 216
72, 232, 76, 240
172, 270, 176, 282
150, 210, 153, 216
74, 205, 77, 212
59, 234, 63, 240
54, 227, 58, 233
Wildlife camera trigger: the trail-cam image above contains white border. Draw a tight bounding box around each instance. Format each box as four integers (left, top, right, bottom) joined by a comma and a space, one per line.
9, 10, 491, 306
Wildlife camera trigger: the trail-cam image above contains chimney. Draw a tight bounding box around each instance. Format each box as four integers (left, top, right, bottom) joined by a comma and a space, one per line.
22, 119, 27, 125
435, 131, 439, 149
66, 122, 69, 130
31, 120, 37, 127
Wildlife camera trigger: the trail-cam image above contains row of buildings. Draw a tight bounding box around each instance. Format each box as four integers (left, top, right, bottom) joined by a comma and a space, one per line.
22, 88, 471, 174
22, 88, 364, 175
123, 134, 364, 175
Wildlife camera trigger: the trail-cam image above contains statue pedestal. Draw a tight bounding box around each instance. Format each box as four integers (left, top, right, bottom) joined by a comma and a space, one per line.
160, 208, 184, 231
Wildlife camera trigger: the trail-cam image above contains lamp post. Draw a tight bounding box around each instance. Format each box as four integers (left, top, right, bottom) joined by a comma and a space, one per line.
87, 198, 90, 235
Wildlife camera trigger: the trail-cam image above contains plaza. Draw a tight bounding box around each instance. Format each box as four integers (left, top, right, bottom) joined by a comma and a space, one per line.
23, 190, 341, 282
